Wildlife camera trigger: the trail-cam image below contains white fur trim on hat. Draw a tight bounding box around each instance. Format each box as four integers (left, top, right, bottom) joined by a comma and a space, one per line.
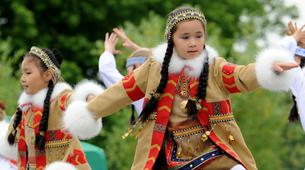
45, 161, 77, 170
0, 121, 17, 160
255, 47, 297, 91
72, 80, 104, 102
63, 101, 102, 139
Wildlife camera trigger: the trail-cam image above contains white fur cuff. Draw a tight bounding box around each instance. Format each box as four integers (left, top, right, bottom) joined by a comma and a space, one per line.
255, 47, 297, 91
63, 101, 102, 139
72, 80, 104, 102
45, 161, 77, 170
0, 121, 17, 160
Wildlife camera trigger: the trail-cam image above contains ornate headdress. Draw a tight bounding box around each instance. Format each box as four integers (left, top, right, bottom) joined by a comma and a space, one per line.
165, 7, 207, 40
29, 46, 64, 83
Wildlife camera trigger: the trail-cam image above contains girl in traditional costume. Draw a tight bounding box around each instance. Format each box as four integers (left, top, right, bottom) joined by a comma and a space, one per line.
0, 47, 103, 170
64, 6, 302, 170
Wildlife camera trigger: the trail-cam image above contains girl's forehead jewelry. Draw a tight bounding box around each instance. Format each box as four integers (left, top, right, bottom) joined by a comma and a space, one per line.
29, 46, 64, 83
165, 8, 206, 40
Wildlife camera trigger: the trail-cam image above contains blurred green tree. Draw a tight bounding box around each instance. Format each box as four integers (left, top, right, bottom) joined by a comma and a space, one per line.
0, 0, 297, 82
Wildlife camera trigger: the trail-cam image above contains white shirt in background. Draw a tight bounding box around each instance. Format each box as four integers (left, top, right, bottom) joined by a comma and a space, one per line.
98, 51, 144, 115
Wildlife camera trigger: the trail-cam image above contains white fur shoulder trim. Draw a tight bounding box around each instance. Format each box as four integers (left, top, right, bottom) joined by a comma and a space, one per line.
45, 161, 77, 170
18, 82, 72, 109
51, 82, 72, 99
72, 80, 104, 102
255, 47, 297, 91
63, 101, 102, 139
151, 43, 218, 78
0, 120, 17, 160
151, 43, 168, 64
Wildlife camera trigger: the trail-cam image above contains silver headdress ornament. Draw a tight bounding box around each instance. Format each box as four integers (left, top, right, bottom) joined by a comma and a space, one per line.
165, 7, 207, 40
29, 46, 64, 83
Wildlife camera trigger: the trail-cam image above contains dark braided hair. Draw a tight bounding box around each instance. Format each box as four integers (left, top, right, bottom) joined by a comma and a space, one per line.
289, 57, 305, 122
130, 105, 136, 125
140, 39, 174, 122
35, 48, 61, 151
35, 80, 54, 150
186, 46, 209, 119
7, 107, 22, 145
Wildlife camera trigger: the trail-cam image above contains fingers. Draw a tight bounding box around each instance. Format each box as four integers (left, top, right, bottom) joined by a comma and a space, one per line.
104, 32, 118, 53
273, 62, 298, 73
295, 22, 298, 30
278, 62, 298, 71
105, 32, 109, 41
273, 64, 284, 73
109, 32, 117, 42
113, 27, 127, 39
287, 21, 299, 35
299, 24, 305, 32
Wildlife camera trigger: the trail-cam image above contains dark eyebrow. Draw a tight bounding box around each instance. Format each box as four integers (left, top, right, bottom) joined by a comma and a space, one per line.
181, 33, 190, 36
22, 67, 30, 71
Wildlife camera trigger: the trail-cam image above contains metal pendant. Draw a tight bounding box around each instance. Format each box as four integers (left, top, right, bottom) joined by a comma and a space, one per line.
228, 134, 235, 142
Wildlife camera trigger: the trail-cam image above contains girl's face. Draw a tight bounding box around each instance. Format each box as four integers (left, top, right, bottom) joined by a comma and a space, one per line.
20, 56, 51, 95
127, 63, 141, 74
172, 19, 205, 60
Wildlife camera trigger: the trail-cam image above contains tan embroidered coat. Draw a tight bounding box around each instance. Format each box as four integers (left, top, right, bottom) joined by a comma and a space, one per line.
86, 43, 296, 170
5, 82, 104, 170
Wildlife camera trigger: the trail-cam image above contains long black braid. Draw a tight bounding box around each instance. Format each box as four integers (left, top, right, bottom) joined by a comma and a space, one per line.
140, 39, 174, 122
289, 58, 305, 122
35, 48, 60, 151
7, 107, 23, 145
35, 81, 54, 150
186, 46, 209, 119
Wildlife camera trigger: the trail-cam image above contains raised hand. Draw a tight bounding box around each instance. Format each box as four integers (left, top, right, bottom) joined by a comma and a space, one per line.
113, 28, 141, 51
287, 21, 305, 45
104, 32, 121, 54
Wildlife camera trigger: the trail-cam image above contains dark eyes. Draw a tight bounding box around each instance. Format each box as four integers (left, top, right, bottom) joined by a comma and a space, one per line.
181, 36, 189, 39
180, 35, 203, 40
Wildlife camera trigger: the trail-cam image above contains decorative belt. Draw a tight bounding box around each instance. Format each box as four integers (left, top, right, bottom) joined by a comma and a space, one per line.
177, 148, 224, 170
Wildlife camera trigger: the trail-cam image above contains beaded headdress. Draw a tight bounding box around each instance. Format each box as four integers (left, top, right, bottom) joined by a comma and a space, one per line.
29, 46, 64, 83
165, 7, 207, 40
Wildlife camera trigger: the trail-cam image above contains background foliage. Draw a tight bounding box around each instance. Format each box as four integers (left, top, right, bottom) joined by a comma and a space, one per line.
0, 0, 304, 169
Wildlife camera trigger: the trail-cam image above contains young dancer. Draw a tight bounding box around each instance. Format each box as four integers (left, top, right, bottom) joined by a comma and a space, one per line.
98, 29, 151, 122
64, 6, 300, 170
0, 47, 103, 169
